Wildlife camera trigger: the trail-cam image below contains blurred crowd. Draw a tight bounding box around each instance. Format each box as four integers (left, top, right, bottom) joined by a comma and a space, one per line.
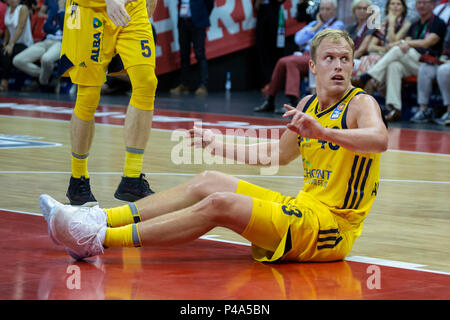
0, 0, 448, 125
255, 0, 449, 125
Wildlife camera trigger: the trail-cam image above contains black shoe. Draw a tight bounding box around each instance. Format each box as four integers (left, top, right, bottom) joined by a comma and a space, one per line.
66, 176, 98, 206
253, 101, 274, 112
385, 109, 401, 122
114, 173, 155, 202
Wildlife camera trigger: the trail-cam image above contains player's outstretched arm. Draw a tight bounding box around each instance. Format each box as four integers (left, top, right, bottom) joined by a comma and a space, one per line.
185, 97, 312, 166
186, 126, 282, 167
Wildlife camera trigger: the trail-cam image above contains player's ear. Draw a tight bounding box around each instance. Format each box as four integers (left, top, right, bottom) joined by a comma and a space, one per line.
309, 59, 316, 75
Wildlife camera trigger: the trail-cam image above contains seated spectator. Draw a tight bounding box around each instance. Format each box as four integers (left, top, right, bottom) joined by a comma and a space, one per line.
352, 0, 446, 122
346, 0, 375, 71
367, 0, 411, 55
354, 0, 410, 94
12, 0, 64, 90
0, 0, 7, 42
254, 0, 344, 114
411, 0, 449, 124
433, 62, 450, 125
0, 0, 34, 91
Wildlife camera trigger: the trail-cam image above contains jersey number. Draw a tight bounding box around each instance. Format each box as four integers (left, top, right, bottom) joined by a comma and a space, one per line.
318, 126, 340, 150
282, 205, 303, 218
141, 40, 151, 57
318, 139, 340, 150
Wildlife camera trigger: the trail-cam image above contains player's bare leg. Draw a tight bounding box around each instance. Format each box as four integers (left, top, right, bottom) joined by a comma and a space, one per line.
123, 106, 153, 151
135, 170, 240, 221
136, 192, 252, 246
39, 192, 254, 260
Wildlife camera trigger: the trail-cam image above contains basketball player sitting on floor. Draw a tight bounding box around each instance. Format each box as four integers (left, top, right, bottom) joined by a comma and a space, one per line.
40, 29, 388, 263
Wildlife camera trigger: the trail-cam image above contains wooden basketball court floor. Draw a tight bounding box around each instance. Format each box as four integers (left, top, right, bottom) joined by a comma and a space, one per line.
0, 92, 449, 301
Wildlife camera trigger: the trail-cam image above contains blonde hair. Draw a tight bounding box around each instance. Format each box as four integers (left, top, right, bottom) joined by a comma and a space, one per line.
309, 29, 355, 62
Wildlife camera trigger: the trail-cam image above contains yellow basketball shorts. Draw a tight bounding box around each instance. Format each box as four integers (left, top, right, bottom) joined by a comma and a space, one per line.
59, 0, 156, 86
237, 180, 354, 263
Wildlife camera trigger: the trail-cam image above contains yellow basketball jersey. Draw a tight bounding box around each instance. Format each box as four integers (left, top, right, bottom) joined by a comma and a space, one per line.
296, 87, 381, 238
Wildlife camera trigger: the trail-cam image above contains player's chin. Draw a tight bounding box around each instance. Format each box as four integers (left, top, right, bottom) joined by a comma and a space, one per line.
329, 79, 351, 90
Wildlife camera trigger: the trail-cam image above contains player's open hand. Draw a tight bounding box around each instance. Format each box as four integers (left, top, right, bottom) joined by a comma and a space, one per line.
186, 126, 216, 149
105, 0, 136, 27
283, 104, 325, 139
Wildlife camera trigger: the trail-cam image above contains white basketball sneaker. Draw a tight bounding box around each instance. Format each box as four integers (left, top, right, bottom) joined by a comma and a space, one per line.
40, 194, 107, 260
40, 194, 67, 245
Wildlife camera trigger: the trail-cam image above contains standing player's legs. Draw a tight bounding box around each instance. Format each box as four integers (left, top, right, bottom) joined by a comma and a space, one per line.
114, 64, 157, 201
67, 85, 101, 205
113, 0, 158, 201
59, 3, 115, 205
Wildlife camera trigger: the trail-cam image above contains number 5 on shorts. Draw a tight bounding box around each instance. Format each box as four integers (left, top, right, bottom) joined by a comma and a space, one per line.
141, 40, 151, 57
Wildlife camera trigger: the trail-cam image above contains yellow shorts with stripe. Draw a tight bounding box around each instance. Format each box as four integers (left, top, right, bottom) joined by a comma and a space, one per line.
59, 0, 156, 86
237, 180, 355, 263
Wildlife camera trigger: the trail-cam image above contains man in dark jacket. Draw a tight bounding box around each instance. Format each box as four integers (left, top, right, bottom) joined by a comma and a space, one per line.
254, 0, 286, 90
170, 0, 214, 95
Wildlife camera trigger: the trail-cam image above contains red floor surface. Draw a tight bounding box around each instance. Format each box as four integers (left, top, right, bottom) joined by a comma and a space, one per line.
1, 210, 449, 300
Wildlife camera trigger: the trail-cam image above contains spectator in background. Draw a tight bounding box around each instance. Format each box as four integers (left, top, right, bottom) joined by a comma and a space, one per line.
254, 0, 344, 114
0, 0, 34, 92
352, 0, 446, 122
253, 0, 286, 91
346, 0, 375, 71
412, 0, 449, 124
12, 0, 64, 90
354, 0, 411, 93
433, 61, 450, 125
367, 0, 411, 56
170, 0, 214, 95
0, 0, 7, 42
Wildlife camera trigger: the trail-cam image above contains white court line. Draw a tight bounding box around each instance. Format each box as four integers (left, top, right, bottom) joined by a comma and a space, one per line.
0, 170, 449, 184
1, 114, 450, 157
1, 208, 449, 276
345, 256, 450, 276
0, 207, 42, 217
